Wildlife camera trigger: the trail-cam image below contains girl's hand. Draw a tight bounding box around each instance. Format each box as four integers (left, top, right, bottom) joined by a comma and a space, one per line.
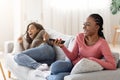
18, 35, 23, 44
54, 38, 64, 47
43, 32, 49, 42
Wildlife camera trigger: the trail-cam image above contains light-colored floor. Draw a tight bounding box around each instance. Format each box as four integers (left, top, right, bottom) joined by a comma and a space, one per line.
0, 43, 120, 80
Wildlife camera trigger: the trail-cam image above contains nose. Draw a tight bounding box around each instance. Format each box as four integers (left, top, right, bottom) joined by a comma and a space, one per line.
28, 29, 32, 33
83, 25, 86, 30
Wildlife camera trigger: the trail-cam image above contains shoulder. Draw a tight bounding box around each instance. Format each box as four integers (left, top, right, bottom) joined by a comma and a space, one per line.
99, 38, 108, 45
37, 30, 46, 37
39, 30, 47, 34
34, 30, 47, 39
36, 30, 48, 38
98, 37, 110, 49
76, 33, 84, 40
74, 33, 84, 44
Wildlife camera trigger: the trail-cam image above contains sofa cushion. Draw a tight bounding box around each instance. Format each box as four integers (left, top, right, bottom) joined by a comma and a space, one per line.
53, 46, 66, 60
5, 54, 31, 80
67, 37, 75, 51
112, 52, 119, 65
65, 37, 75, 61
70, 58, 103, 74
46, 28, 73, 60
65, 68, 120, 80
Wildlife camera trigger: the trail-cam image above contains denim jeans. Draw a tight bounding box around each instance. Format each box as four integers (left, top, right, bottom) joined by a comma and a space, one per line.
47, 72, 70, 80
14, 43, 56, 69
47, 60, 73, 80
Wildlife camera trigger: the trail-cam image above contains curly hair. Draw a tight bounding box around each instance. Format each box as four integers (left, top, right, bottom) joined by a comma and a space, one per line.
25, 22, 44, 43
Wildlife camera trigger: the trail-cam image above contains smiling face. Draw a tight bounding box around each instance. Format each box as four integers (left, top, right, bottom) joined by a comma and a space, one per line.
27, 24, 39, 39
83, 16, 99, 37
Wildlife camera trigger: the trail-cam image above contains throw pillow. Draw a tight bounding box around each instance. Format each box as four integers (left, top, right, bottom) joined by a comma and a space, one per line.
112, 52, 119, 65
45, 28, 73, 60
53, 46, 66, 60
70, 58, 103, 74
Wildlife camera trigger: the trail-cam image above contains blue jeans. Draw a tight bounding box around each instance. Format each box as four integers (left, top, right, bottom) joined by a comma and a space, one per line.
14, 43, 56, 69
47, 72, 70, 80
47, 60, 73, 80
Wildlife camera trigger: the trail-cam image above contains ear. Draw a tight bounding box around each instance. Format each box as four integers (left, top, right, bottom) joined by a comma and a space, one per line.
95, 25, 100, 31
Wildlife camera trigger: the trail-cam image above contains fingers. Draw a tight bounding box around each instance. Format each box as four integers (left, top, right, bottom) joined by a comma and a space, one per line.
54, 38, 60, 44
18, 36, 22, 40
54, 38, 64, 47
43, 32, 49, 41
17, 35, 23, 43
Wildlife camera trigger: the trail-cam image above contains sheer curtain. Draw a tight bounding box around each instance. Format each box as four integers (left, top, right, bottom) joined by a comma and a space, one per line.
42, 0, 111, 42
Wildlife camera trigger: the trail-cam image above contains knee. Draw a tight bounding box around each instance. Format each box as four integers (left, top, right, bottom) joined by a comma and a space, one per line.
14, 54, 19, 61
14, 53, 24, 62
50, 60, 73, 74
50, 61, 61, 74
47, 72, 70, 80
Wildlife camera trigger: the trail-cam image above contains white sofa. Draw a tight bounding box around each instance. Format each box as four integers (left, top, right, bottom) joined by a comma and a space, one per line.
4, 28, 120, 80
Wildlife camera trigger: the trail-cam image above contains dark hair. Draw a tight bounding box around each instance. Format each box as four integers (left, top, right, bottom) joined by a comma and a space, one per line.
89, 14, 105, 39
25, 22, 44, 43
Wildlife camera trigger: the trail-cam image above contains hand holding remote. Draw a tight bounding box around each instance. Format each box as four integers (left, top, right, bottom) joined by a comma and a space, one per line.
49, 38, 65, 47
49, 38, 65, 44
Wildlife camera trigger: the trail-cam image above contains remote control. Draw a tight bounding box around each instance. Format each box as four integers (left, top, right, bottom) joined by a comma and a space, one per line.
49, 38, 65, 44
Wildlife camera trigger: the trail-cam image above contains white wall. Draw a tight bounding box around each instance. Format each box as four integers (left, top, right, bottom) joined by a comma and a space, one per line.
0, 0, 120, 51
0, 0, 14, 51
0, 0, 43, 51
21, 0, 43, 34
20, 0, 120, 44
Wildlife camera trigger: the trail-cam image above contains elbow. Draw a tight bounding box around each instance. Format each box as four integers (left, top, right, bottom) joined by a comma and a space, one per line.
110, 67, 116, 70
110, 66, 116, 70
111, 62, 117, 70
105, 66, 116, 70
112, 64, 117, 70
107, 63, 117, 70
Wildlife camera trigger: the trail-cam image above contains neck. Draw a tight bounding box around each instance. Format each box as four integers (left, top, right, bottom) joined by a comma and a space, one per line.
86, 34, 99, 41
85, 34, 99, 46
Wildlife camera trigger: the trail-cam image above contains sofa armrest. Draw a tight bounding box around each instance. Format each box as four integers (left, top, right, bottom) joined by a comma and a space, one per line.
117, 59, 120, 68
4, 41, 14, 53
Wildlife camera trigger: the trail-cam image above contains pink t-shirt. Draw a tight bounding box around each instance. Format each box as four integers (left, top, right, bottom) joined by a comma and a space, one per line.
61, 33, 116, 70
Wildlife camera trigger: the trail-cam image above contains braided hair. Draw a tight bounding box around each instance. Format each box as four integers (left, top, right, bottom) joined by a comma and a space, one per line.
89, 14, 105, 39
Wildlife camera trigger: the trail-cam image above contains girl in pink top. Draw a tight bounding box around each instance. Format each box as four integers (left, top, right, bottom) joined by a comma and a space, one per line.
48, 14, 116, 80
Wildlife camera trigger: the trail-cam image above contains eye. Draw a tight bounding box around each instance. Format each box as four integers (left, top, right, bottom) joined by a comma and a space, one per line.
83, 22, 91, 26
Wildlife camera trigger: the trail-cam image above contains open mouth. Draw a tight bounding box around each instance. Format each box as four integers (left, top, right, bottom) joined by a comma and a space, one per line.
84, 30, 89, 35
29, 33, 32, 35
29, 33, 33, 37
